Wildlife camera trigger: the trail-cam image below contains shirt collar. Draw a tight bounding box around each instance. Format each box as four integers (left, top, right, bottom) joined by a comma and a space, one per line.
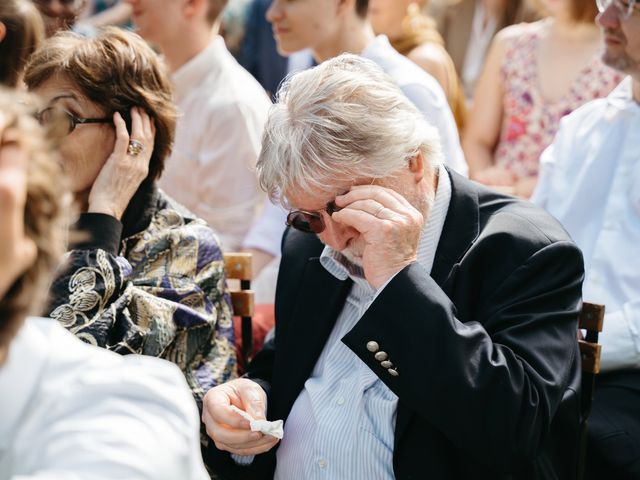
360, 35, 392, 59
171, 36, 226, 105
607, 76, 640, 113
0, 318, 51, 450
320, 163, 451, 284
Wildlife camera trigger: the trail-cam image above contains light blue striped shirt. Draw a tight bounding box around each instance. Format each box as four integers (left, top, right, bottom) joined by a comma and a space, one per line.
274, 165, 452, 479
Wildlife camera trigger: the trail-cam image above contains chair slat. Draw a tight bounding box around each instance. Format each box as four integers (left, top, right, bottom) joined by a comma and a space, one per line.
579, 340, 602, 375
230, 290, 254, 317
224, 253, 253, 281
579, 302, 605, 333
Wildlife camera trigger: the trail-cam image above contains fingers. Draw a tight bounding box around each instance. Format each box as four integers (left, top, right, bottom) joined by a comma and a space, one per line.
112, 111, 130, 157
129, 106, 155, 152
335, 185, 413, 213
202, 379, 279, 456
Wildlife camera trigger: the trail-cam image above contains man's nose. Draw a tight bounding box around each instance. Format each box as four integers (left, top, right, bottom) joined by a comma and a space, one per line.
320, 215, 357, 252
597, 3, 622, 28
266, 0, 282, 23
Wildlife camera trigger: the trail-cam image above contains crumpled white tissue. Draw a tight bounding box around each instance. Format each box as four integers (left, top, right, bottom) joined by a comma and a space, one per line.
230, 405, 284, 439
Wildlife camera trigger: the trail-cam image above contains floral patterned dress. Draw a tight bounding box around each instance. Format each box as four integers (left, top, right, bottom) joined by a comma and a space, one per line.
495, 22, 623, 179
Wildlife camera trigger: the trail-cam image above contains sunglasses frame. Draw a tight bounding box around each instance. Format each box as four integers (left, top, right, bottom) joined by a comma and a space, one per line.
286, 200, 342, 234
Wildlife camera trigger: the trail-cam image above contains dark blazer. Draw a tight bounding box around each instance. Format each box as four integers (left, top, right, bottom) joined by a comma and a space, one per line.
207, 172, 584, 479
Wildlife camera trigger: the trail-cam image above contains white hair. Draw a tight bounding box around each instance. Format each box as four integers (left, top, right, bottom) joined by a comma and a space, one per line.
257, 53, 443, 204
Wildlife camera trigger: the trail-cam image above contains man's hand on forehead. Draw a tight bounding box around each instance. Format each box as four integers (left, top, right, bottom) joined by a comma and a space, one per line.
331, 184, 424, 289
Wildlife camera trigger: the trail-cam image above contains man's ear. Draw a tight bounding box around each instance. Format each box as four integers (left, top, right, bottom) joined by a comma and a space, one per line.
0, 22, 7, 44
409, 151, 425, 183
183, 0, 208, 20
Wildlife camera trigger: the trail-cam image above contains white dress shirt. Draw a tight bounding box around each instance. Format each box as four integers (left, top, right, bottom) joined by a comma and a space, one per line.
274, 165, 452, 479
243, 35, 466, 258
532, 77, 640, 372
0, 317, 209, 480
160, 36, 272, 251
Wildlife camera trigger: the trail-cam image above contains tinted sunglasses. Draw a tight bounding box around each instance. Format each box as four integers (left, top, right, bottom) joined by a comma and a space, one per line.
286, 200, 342, 234
36, 107, 113, 136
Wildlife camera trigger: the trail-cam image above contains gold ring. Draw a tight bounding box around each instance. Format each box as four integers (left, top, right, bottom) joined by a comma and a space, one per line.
127, 139, 145, 156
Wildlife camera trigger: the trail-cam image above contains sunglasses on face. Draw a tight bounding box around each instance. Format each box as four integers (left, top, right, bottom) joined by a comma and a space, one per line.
36, 107, 113, 136
286, 200, 342, 234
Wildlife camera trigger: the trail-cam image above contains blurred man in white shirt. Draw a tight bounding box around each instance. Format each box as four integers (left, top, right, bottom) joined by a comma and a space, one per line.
126, 0, 271, 250
532, 1, 640, 477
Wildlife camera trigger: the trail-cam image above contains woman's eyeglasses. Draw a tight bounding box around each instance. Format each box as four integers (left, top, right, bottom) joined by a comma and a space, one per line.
36, 107, 113, 136
597, 0, 639, 20
286, 200, 341, 234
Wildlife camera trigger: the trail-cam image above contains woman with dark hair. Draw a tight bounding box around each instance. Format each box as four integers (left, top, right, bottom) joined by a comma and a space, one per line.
24, 27, 236, 410
0, 0, 44, 87
463, 0, 623, 197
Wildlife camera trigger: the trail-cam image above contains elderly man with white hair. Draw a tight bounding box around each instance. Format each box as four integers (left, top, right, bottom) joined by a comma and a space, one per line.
202, 54, 585, 479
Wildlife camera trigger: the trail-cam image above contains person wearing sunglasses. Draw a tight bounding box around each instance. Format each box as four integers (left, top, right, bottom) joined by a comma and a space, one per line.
532, 1, 640, 477
201, 54, 585, 479
23, 28, 238, 430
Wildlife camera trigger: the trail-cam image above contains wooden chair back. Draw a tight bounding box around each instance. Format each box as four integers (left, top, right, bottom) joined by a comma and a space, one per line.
224, 253, 254, 364
577, 302, 605, 480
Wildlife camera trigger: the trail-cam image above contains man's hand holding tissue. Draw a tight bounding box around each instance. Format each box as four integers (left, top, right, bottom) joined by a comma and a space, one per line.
202, 378, 281, 456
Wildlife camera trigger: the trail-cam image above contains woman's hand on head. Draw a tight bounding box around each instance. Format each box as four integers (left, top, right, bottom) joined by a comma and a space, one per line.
88, 107, 156, 220
0, 115, 37, 300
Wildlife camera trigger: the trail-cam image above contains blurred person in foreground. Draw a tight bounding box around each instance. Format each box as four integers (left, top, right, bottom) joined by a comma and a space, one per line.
0, 88, 209, 480
532, 1, 640, 477
125, 0, 271, 251
24, 28, 237, 413
0, 0, 44, 88
242, 0, 467, 283
463, 0, 623, 198
368, 0, 466, 129
202, 54, 585, 479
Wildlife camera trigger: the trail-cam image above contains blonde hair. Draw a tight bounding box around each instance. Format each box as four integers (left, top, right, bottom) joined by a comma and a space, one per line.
24, 27, 177, 181
0, 88, 70, 351
0, 0, 44, 87
257, 54, 442, 203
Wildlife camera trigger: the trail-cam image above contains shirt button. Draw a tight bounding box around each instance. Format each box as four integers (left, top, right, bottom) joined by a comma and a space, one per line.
318, 459, 327, 469
336, 397, 345, 405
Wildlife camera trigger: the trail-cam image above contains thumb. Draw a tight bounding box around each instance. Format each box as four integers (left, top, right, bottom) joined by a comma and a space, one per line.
238, 382, 267, 420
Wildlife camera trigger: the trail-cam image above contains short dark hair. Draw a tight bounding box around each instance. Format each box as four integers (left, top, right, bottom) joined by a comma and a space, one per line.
24, 28, 177, 182
0, 0, 44, 87
355, 0, 368, 18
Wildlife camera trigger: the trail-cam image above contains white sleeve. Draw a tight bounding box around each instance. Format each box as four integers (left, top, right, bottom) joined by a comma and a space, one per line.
599, 302, 640, 372
12, 358, 209, 480
242, 198, 288, 257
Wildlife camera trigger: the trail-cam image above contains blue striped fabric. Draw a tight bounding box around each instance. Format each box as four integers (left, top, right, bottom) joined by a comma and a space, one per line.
274, 165, 451, 479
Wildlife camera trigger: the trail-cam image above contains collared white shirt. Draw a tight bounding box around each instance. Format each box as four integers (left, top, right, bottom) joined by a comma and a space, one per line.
532, 77, 640, 372
274, 165, 452, 479
0, 317, 209, 480
243, 36, 466, 258
160, 36, 271, 251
